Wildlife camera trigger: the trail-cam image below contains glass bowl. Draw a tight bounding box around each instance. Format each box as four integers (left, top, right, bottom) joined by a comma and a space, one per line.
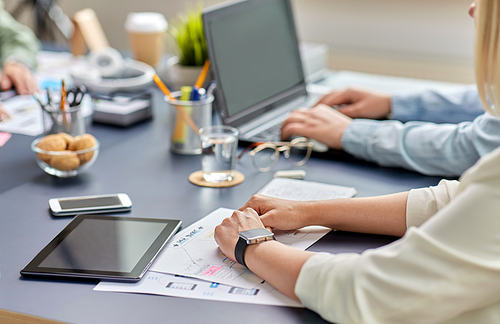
31, 137, 100, 177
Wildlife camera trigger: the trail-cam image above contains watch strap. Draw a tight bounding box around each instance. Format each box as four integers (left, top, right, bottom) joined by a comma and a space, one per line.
235, 235, 248, 267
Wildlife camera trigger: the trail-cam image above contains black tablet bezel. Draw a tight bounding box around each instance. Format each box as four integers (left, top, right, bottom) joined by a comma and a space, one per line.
20, 214, 182, 282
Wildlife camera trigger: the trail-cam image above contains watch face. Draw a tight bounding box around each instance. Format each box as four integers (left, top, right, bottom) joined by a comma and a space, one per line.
239, 228, 274, 244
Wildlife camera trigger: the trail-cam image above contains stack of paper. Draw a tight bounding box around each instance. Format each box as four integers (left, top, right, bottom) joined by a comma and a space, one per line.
95, 178, 357, 307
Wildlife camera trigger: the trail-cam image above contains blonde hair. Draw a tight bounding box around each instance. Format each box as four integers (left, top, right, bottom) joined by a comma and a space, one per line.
475, 0, 500, 116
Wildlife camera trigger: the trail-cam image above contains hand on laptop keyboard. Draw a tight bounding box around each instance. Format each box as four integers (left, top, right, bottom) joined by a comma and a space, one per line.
281, 104, 352, 150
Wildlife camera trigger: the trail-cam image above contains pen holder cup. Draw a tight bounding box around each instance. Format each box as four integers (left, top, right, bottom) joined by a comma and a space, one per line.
42, 104, 86, 137
165, 92, 214, 155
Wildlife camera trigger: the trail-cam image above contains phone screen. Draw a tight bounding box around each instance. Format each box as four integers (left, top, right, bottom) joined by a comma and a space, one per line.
59, 196, 122, 210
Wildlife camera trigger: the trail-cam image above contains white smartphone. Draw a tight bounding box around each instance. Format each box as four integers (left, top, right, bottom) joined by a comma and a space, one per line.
49, 193, 132, 216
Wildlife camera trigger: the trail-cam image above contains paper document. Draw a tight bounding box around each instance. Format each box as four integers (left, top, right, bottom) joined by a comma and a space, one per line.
95, 179, 357, 305
0, 51, 93, 136
95, 271, 302, 308
149, 207, 330, 289
259, 178, 357, 200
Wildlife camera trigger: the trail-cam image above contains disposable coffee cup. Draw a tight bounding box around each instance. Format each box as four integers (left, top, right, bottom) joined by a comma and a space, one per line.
125, 12, 167, 68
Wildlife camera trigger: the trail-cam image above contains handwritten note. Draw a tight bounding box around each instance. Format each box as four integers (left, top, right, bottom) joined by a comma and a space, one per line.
258, 178, 357, 200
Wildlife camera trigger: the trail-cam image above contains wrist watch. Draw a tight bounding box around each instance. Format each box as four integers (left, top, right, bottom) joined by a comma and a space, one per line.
234, 228, 275, 267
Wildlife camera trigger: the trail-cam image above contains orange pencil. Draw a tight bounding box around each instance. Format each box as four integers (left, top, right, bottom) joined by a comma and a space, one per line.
60, 80, 68, 130
152, 74, 199, 134
194, 60, 211, 89
190, 60, 211, 101
60, 80, 66, 111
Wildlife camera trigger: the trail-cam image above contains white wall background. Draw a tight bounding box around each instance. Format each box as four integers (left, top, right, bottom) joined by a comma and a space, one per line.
5, 0, 476, 83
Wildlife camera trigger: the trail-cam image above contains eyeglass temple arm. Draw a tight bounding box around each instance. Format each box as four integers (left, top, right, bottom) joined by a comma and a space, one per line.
237, 142, 264, 160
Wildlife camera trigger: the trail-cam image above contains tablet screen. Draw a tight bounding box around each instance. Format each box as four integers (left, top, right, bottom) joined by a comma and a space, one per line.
21, 215, 182, 281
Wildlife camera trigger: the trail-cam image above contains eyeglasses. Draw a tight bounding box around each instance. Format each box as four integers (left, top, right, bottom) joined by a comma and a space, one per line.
238, 137, 314, 172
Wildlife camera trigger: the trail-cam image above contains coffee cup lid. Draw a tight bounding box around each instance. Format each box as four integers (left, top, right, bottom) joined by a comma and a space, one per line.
125, 12, 167, 33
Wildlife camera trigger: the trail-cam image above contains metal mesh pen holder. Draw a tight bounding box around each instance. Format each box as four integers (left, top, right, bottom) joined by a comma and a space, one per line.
42, 104, 85, 136
166, 92, 214, 155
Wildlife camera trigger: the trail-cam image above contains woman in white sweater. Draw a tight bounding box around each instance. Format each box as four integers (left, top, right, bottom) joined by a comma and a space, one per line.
214, 1, 500, 323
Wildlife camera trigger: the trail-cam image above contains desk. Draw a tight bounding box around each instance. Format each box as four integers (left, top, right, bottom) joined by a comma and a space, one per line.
0, 71, 458, 323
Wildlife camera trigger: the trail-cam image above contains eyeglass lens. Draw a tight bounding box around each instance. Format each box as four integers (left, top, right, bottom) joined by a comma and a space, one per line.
251, 140, 311, 171
252, 146, 279, 171
288, 143, 310, 165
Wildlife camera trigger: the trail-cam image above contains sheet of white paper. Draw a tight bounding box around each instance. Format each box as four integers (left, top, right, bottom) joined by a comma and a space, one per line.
0, 94, 93, 136
149, 207, 330, 289
94, 179, 357, 306
0, 51, 93, 136
95, 271, 303, 308
259, 178, 357, 200
0, 96, 42, 136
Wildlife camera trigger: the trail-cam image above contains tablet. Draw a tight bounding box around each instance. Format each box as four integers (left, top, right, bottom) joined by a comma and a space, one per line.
21, 214, 182, 282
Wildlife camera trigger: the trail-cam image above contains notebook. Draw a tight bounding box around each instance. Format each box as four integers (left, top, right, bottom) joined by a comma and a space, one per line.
203, 0, 318, 143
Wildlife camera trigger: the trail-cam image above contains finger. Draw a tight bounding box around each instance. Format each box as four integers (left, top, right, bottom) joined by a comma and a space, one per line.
0, 74, 12, 92
10, 74, 29, 95
317, 90, 354, 107
281, 122, 313, 140
25, 73, 37, 95
335, 103, 365, 118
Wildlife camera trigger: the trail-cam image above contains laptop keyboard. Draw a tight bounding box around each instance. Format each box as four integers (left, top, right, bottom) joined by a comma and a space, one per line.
251, 123, 282, 141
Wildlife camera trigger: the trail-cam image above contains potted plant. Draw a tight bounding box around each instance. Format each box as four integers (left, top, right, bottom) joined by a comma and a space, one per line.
161, 6, 210, 90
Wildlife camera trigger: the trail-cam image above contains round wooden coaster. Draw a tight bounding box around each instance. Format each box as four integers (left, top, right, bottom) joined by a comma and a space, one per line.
189, 170, 245, 188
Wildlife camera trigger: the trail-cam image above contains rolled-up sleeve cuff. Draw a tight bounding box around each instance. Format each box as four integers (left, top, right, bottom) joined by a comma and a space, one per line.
391, 92, 422, 122
406, 180, 460, 228
406, 188, 437, 228
341, 120, 379, 160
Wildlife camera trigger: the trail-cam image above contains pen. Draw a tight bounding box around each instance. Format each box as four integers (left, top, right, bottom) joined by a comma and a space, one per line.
33, 94, 58, 125
46, 88, 52, 108
152, 74, 199, 134
190, 60, 211, 101
197, 88, 206, 100
206, 81, 217, 97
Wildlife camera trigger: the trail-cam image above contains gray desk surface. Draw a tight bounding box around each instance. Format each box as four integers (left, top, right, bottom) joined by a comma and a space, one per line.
0, 71, 454, 323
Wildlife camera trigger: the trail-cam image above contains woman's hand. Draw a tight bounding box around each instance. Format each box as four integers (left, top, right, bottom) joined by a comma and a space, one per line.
239, 194, 313, 231
317, 87, 392, 120
214, 208, 265, 262
281, 104, 352, 150
318, 88, 391, 119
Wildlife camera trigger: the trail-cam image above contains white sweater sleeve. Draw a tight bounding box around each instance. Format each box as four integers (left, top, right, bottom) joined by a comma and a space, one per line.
295, 149, 500, 324
406, 180, 461, 228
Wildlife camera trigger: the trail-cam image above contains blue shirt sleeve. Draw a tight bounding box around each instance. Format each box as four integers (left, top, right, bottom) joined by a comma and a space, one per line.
341, 113, 500, 177
391, 85, 484, 124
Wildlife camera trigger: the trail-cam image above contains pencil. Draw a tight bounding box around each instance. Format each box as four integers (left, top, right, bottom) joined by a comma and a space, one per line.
60, 80, 66, 110
60, 80, 69, 131
152, 74, 199, 134
194, 60, 211, 89
0, 104, 9, 122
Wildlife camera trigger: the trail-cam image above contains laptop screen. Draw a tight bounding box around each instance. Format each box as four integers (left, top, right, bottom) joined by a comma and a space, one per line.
203, 0, 306, 126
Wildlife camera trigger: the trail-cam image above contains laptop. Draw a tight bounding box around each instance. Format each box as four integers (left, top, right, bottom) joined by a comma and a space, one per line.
202, 0, 319, 144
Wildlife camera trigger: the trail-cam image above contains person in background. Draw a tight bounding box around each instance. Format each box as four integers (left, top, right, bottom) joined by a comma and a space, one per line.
0, 0, 39, 121
281, 31, 498, 177
215, 1, 500, 322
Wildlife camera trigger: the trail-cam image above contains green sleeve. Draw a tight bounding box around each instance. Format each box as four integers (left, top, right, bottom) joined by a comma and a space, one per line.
0, 0, 40, 69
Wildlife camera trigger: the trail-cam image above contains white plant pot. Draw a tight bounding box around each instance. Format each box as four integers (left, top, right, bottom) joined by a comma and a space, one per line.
160, 56, 211, 91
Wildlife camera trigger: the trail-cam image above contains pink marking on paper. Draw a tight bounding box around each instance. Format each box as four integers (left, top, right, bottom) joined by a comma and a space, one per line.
202, 266, 223, 277
0, 132, 11, 147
